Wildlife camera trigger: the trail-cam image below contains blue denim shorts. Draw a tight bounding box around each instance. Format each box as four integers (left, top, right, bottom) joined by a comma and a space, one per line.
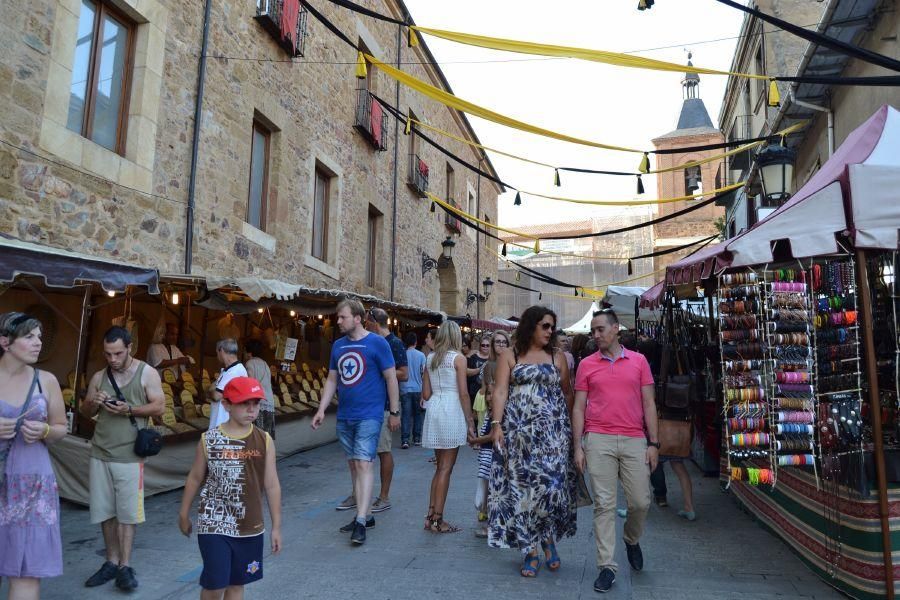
336, 418, 383, 461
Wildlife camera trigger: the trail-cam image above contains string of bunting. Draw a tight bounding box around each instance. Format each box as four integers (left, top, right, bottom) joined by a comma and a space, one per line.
392, 86, 750, 208
305, 1, 814, 176
400, 110, 805, 188
322, 0, 900, 112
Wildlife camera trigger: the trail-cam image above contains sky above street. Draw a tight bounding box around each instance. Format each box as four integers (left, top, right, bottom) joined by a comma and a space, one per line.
402, 0, 747, 228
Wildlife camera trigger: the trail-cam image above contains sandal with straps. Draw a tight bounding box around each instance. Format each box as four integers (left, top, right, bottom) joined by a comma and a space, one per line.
429, 513, 461, 534
541, 540, 561, 571
424, 506, 435, 530
521, 552, 541, 577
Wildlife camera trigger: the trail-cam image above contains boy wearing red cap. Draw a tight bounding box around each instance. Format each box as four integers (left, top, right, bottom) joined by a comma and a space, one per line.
178, 377, 282, 599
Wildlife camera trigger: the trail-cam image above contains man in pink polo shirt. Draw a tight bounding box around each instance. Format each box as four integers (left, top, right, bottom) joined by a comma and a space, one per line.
572, 309, 659, 594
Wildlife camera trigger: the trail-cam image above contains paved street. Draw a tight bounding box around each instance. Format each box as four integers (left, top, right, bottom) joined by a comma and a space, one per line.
28, 436, 844, 599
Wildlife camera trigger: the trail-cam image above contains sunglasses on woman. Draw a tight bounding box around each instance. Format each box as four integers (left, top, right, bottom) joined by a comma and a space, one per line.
540, 322, 556, 332
493, 339, 509, 345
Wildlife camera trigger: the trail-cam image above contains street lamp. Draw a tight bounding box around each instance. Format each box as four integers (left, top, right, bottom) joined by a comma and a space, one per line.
482, 277, 494, 299
441, 236, 456, 260
757, 143, 796, 208
423, 236, 458, 277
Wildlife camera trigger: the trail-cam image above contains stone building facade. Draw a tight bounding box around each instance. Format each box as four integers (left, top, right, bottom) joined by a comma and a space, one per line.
0, 0, 500, 315
716, 0, 825, 236
496, 211, 655, 327
650, 61, 725, 278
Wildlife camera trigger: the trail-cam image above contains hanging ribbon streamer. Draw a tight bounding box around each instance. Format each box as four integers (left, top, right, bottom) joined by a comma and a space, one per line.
409, 25, 772, 81
363, 52, 644, 153
355, 52, 367, 78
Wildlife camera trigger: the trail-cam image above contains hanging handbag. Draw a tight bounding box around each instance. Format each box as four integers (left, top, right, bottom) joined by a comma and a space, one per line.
0, 369, 40, 485
107, 367, 163, 458
663, 374, 694, 410
658, 418, 692, 458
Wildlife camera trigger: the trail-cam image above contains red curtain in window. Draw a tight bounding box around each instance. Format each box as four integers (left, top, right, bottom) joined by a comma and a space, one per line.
370, 99, 384, 146
280, 0, 300, 52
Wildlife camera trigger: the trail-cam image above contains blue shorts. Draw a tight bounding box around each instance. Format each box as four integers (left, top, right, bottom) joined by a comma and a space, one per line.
336, 418, 382, 461
198, 533, 264, 590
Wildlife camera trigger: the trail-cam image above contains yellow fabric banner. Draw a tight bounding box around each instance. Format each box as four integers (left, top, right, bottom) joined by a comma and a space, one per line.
411, 26, 770, 81
365, 53, 644, 153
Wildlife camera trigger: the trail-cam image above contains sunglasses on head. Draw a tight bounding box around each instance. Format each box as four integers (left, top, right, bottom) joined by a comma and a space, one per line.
592, 308, 614, 317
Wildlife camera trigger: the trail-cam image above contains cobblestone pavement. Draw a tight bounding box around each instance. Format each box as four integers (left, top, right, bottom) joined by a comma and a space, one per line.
21, 434, 845, 599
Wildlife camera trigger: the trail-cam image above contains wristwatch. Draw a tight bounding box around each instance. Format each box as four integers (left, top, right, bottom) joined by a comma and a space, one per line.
647, 441, 661, 449
389, 410, 401, 417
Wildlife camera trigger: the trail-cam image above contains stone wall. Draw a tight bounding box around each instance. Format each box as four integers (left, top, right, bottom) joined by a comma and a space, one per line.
0, 0, 499, 315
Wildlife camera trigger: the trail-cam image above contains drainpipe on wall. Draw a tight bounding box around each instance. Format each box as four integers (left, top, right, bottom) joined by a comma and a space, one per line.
184, 0, 213, 275
475, 163, 481, 319
388, 24, 402, 301
790, 92, 835, 158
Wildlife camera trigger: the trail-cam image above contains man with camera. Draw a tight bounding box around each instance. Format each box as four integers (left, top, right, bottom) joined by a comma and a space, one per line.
80, 326, 165, 591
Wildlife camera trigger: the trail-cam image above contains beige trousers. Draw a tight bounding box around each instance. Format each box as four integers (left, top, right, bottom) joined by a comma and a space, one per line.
582, 433, 651, 571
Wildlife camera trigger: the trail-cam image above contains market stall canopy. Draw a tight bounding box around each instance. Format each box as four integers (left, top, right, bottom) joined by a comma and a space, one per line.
665, 239, 731, 285
0, 234, 159, 293
728, 104, 900, 267
470, 317, 517, 332
640, 281, 665, 309
564, 302, 601, 333
603, 286, 663, 329
195, 275, 442, 322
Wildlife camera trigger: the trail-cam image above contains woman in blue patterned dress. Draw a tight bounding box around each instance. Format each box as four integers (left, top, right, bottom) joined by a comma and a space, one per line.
489, 306, 576, 577
0, 312, 67, 598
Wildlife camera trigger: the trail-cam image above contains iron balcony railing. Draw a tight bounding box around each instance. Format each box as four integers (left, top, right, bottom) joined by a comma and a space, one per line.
407, 153, 429, 197
444, 198, 461, 233
254, 0, 308, 57
354, 89, 389, 151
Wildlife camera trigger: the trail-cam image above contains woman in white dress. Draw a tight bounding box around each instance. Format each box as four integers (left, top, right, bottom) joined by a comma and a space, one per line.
421, 321, 475, 533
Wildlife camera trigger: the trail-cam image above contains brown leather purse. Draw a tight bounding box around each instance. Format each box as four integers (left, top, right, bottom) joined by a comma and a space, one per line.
658, 418, 692, 457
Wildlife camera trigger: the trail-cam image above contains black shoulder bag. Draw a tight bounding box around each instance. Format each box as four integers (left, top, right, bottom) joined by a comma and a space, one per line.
107, 367, 163, 458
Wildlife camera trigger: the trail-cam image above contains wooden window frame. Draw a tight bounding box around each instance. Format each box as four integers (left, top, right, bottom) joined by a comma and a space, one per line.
445, 162, 455, 201
74, 0, 136, 155
311, 167, 330, 261
247, 121, 271, 231
366, 205, 382, 287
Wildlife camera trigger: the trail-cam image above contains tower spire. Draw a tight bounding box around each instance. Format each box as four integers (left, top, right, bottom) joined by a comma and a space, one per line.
682, 51, 700, 99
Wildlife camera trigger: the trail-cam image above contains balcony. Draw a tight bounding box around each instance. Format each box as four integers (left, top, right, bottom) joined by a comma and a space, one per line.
354, 89, 389, 151
254, 0, 308, 57
407, 154, 429, 197
444, 198, 461, 234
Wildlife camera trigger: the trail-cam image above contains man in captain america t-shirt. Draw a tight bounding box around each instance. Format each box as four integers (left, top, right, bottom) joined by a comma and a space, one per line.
312, 299, 399, 546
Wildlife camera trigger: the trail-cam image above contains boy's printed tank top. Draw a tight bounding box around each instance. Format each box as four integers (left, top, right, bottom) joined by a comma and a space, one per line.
197, 425, 270, 537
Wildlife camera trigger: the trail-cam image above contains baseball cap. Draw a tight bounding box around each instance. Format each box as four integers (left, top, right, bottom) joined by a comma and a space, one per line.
222, 377, 264, 404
